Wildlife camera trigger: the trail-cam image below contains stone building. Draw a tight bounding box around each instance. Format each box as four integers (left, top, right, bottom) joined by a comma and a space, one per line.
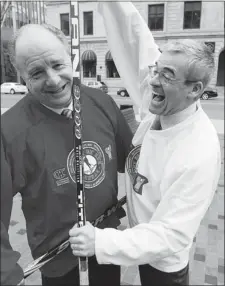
1, 1, 47, 83
46, 1, 224, 92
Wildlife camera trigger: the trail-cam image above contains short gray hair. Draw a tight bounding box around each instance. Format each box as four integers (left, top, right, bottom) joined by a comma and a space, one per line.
8, 23, 70, 68
162, 39, 215, 87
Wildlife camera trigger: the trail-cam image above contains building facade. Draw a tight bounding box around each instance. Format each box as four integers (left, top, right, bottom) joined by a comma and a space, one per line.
1, 1, 47, 83
46, 1, 224, 92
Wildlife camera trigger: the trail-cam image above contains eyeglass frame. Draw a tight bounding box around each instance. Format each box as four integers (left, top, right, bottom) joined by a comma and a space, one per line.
148, 65, 200, 86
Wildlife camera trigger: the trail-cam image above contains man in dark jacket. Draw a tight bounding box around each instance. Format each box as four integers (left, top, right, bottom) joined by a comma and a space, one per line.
1, 135, 25, 285
1, 23, 132, 286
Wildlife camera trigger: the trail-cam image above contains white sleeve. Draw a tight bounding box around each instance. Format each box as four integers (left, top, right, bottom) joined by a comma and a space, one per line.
98, 2, 160, 113
95, 150, 221, 266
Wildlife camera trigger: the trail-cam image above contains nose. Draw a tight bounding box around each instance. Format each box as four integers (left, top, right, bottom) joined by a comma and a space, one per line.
45, 69, 60, 86
149, 73, 161, 88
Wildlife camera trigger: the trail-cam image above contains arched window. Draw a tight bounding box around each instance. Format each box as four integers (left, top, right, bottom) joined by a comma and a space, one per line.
105, 51, 120, 78
82, 50, 97, 78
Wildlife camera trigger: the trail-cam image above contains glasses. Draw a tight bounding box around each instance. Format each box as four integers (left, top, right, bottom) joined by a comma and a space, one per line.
148, 65, 198, 86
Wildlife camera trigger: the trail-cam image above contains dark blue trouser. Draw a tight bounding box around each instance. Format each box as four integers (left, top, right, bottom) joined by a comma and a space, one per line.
41, 256, 120, 286
139, 263, 189, 286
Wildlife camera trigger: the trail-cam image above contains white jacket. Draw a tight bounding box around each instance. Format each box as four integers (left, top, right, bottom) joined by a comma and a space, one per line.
96, 2, 221, 272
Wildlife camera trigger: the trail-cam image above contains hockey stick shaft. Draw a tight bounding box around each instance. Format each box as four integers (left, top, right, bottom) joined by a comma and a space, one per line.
23, 195, 126, 279
70, 2, 89, 285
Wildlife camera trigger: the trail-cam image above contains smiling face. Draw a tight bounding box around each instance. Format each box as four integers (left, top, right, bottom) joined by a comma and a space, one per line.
15, 26, 73, 109
148, 51, 202, 116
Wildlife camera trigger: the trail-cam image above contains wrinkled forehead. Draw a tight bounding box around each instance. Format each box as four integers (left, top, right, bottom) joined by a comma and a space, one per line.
156, 51, 189, 74
16, 28, 64, 54
15, 29, 69, 69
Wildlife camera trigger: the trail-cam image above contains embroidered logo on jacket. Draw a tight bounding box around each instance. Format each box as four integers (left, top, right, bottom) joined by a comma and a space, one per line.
126, 145, 141, 180
126, 145, 148, 195
105, 144, 112, 161
133, 173, 148, 195
67, 141, 105, 189
53, 168, 70, 186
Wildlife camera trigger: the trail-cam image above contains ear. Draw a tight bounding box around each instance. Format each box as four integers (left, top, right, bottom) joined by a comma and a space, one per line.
189, 81, 204, 101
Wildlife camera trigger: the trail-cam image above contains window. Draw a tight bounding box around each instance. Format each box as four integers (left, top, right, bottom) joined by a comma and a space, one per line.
106, 61, 120, 78
60, 13, 69, 36
205, 42, 215, 53
105, 51, 120, 78
83, 62, 96, 78
148, 4, 164, 31
82, 50, 96, 77
184, 2, 201, 29
83, 11, 93, 35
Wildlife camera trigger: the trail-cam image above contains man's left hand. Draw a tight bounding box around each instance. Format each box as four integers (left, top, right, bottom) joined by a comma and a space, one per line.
69, 222, 95, 257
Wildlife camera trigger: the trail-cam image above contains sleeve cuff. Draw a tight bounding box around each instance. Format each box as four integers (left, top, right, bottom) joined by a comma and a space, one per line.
95, 227, 111, 265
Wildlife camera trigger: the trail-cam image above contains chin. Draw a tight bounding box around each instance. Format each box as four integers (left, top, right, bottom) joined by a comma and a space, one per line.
45, 97, 71, 109
56, 97, 71, 108
149, 106, 164, 116
149, 98, 168, 115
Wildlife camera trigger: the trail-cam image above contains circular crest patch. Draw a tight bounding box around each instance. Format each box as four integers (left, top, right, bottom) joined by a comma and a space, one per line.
126, 145, 141, 183
67, 141, 105, 189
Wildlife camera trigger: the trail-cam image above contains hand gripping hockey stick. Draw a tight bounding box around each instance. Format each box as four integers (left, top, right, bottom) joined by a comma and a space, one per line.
23, 195, 127, 279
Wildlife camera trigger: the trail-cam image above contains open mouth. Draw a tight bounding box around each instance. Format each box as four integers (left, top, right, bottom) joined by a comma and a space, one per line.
152, 92, 165, 103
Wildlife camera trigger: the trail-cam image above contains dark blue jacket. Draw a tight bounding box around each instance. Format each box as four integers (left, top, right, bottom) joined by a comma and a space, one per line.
1, 85, 132, 280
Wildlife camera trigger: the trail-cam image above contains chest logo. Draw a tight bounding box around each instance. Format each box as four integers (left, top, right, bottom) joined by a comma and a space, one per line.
105, 144, 112, 161
53, 168, 70, 186
126, 145, 148, 195
53, 168, 66, 180
126, 145, 141, 182
133, 173, 148, 195
67, 141, 105, 189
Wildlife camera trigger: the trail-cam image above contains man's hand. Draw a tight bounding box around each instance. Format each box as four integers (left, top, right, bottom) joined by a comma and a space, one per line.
69, 222, 95, 257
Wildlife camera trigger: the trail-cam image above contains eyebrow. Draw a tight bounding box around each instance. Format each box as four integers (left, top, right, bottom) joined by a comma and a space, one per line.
27, 59, 64, 74
50, 59, 64, 65
155, 61, 176, 76
27, 67, 42, 75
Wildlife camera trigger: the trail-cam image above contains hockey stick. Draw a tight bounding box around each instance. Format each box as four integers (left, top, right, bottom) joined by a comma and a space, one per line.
23, 195, 126, 279
70, 2, 89, 285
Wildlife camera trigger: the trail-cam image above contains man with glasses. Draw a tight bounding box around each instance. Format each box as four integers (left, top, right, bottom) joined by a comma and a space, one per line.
69, 2, 221, 286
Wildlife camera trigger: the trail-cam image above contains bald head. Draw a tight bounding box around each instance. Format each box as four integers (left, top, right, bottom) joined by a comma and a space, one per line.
17, 24, 55, 45
8, 23, 70, 69
9, 23, 73, 109
15, 26, 64, 70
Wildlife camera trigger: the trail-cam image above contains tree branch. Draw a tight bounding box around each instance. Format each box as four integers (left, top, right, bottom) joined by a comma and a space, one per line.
1, 1, 12, 28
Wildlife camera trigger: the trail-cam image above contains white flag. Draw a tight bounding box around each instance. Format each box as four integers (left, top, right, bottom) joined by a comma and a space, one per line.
98, 2, 161, 119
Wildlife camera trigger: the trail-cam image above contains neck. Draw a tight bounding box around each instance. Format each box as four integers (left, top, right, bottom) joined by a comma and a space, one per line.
160, 103, 197, 130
